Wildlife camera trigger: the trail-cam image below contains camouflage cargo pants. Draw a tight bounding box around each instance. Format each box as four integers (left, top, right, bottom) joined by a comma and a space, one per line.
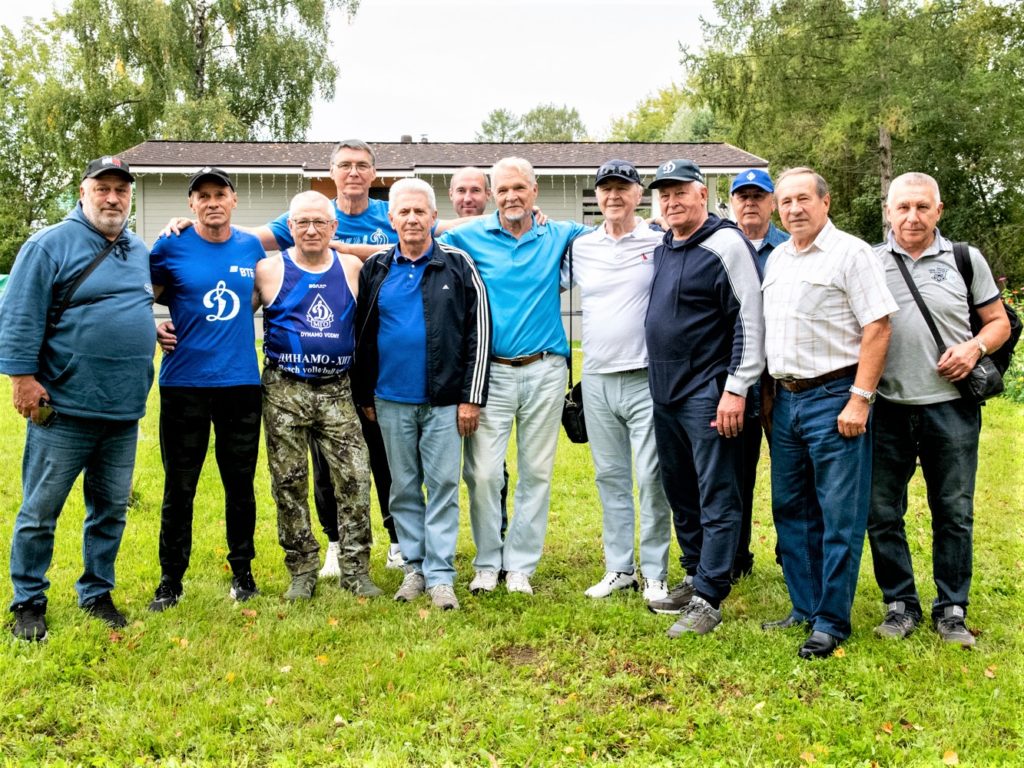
262, 366, 371, 578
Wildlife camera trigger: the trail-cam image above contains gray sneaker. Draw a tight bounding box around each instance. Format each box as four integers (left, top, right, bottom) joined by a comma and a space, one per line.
647, 579, 695, 615
428, 583, 460, 611
284, 571, 317, 601
394, 571, 426, 602
874, 600, 919, 639
342, 573, 384, 598
934, 605, 975, 647
667, 596, 722, 637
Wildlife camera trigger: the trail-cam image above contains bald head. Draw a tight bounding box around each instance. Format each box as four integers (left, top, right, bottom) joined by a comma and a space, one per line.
449, 167, 490, 217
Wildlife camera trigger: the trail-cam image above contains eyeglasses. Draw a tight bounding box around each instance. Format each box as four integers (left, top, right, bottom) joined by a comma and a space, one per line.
334, 161, 373, 173
597, 162, 639, 179
293, 218, 334, 231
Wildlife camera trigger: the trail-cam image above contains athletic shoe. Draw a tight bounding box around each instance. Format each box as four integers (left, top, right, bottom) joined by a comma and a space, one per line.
82, 593, 128, 629
230, 571, 259, 602
666, 596, 722, 637
394, 571, 426, 602
385, 543, 406, 570
874, 601, 919, 639
341, 573, 384, 598
428, 583, 460, 611
584, 571, 638, 599
318, 541, 341, 579
934, 605, 976, 647
284, 571, 317, 601
469, 569, 499, 594
12, 603, 47, 642
646, 579, 695, 615
642, 578, 669, 603
505, 571, 533, 595
148, 579, 183, 612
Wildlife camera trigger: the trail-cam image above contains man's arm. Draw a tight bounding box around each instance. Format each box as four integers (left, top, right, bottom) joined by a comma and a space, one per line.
456, 250, 491, 436
332, 242, 389, 262
838, 316, 892, 438
937, 300, 1011, 382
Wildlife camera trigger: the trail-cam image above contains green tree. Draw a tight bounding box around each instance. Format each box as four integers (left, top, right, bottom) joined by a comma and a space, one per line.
610, 85, 688, 141
476, 103, 588, 142
475, 108, 523, 142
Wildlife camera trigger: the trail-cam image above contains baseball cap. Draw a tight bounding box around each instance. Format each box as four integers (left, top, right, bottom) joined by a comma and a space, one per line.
594, 159, 642, 187
187, 166, 235, 195
730, 168, 774, 194
82, 156, 134, 183
649, 159, 705, 189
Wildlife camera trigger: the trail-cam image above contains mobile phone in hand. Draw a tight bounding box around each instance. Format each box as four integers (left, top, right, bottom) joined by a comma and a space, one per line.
33, 398, 56, 427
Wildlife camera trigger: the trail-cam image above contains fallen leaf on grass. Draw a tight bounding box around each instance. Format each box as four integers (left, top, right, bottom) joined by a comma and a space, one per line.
327, 616, 339, 626
241, 609, 257, 618
333, 715, 346, 727
109, 631, 123, 643
563, 746, 575, 754
833, 647, 846, 658
984, 665, 997, 679
170, 637, 189, 649
800, 751, 815, 763
485, 751, 500, 768
881, 722, 893, 734
265, 697, 275, 706
899, 718, 923, 731
279, 665, 292, 674
357, 597, 368, 606
316, 655, 329, 666
418, 608, 430, 620
775, 733, 784, 742
753, 701, 766, 713
225, 672, 235, 683
943, 750, 959, 765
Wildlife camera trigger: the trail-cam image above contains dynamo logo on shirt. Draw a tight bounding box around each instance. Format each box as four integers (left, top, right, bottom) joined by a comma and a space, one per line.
307, 293, 335, 330
203, 281, 240, 322
369, 228, 389, 245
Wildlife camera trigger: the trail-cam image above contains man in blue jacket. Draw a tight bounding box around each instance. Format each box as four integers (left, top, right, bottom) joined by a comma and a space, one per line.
644, 159, 765, 636
0, 156, 157, 641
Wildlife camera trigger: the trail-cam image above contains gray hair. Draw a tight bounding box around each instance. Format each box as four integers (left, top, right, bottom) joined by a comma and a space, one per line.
490, 157, 536, 187
450, 166, 490, 192
777, 167, 829, 199
389, 178, 437, 212
288, 190, 335, 220
888, 172, 942, 205
331, 139, 376, 167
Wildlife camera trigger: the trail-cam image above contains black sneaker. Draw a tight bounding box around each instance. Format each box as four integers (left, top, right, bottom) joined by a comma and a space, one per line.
934, 605, 975, 647
230, 571, 259, 602
646, 579, 695, 615
12, 603, 48, 642
148, 579, 183, 612
82, 593, 127, 629
874, 600, 919, 639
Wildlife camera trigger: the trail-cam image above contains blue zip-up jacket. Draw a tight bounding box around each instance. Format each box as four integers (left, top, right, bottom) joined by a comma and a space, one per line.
645, 214, 765, 406
0, 203, 156, 421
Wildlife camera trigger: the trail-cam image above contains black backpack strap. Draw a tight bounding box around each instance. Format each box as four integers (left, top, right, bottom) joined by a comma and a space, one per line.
48, 233, 123, 329
951, 241, 975, 307
564, 239, 576, 388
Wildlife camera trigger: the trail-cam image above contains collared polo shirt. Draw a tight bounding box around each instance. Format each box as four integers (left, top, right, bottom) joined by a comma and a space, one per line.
375, 243, 431, 403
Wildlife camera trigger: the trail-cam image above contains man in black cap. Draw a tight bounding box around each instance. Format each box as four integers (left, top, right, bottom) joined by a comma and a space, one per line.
0, 156, 156, 641
146, 167, 267, 611
643, 159, 765, 636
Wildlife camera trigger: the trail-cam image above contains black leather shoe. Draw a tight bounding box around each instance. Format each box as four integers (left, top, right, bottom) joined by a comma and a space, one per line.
761, 613, 808, 631
798, 630, 841, 659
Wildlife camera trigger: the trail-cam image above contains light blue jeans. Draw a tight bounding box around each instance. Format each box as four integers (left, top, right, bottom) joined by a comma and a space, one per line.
375, 400, 461, 588
10, 415, 139, 609
583, 370, 670, 580
463, 354, 566, 575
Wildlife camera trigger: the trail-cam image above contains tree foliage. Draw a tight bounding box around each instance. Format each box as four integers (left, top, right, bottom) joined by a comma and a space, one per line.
684, 0, 1024, 281
476, 103, 588, 142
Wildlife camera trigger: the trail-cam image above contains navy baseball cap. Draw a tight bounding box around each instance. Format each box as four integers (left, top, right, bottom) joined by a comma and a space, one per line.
82, 156, 134, 182
649, 159, 705, 189
188, 166, 235, 195
730, 168, 774, 194
594, 159, 642, 187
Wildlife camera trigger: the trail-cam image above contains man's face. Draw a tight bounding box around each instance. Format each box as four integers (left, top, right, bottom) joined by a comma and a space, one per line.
730, 186, 775, 239
287, 203, 337, 259
596, 180, 643, 228
886, 181, 943, 253
658, 181, 708, 238
492, 166, 538, 226
80, 173, 132, 236
449, 170, 490, 217
189, 181, 237, 229
776, 174, 830, 244
330, 148, 376, 202
389, 189, 437, 253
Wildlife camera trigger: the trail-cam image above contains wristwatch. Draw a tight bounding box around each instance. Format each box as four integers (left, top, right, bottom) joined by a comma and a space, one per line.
976, 339, 988, 358
849, 385, 876, 404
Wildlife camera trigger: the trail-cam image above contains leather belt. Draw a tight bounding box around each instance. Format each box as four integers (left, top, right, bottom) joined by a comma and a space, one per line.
491, 352, 545, 367
776, 364, 857, 393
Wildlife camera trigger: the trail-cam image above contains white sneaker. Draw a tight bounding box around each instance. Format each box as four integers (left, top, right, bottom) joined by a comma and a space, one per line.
469, 569, 499, 594
584, 571, 639, 599
428, 583, 460, 611
385, 543, 406, 570
505, 571, 534, 595
318, 541, 340, 579
393, 570, 425, 602
642, 578, 669, 602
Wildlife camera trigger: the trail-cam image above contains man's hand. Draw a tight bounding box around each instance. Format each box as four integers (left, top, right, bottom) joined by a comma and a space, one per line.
837, 397, 870, 438
715, 392, 745, 438
11, 375, 49, 420
937, 340, 983, 382
457, 403, 481, 437
532, 206, 549, 226
362, 405, 376, 423
157, 321, 178, 353
158, 217, 194, 238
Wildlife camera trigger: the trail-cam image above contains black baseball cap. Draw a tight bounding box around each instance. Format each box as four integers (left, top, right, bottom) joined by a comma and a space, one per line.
594, 159, 642, 187
82, 156, 134, 183
187, 166, 234, 195
649, 159, 705, 189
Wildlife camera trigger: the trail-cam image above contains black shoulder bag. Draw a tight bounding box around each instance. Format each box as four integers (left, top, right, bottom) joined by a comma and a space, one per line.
561, 241, 588, 443
48, 232, 124, 329
891, 250, 1003, 404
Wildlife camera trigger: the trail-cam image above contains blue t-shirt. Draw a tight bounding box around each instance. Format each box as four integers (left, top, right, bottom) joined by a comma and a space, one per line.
268, 198, 396, 251
263, 251, 356, 379
442, 213, 588, 358
375, 245, 430, 403
150, 227, 263, 387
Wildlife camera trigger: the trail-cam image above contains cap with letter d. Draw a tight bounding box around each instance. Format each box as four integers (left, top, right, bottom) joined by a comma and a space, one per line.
649, 159, 704, 189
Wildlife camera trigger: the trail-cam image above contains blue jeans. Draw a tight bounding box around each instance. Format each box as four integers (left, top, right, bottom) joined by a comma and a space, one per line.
770, 376, 870, 639
583, 369, 670, 581
376, 400, 462, 588
652, 379, 743, 605
9, 415, 139, 609
867, 396, 979, 620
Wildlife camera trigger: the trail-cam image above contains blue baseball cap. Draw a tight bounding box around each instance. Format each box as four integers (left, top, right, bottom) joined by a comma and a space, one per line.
730, 168, 774, 194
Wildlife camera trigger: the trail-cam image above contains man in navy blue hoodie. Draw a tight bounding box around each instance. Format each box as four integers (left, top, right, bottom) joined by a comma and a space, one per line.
644, 159, 765, 637
0, 157, 156, 641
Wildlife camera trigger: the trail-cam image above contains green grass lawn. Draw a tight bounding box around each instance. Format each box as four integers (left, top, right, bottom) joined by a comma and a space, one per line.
1, 362, 1022, 767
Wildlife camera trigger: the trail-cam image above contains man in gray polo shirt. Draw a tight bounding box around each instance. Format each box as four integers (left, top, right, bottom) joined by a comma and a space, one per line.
867, 172, 1011, 647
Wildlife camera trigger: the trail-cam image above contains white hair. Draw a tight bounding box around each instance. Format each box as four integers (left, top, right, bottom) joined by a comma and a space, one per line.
388, 178, 436, 212
288, 190, 334, 219
887, 172, 942, 205
490, 157, 536, 187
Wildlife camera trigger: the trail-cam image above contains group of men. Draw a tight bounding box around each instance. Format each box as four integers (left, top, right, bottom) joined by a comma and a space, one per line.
0, 143, 1010, 661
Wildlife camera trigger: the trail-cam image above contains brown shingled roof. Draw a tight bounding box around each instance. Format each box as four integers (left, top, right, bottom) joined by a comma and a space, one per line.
119, 140, 767, 173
